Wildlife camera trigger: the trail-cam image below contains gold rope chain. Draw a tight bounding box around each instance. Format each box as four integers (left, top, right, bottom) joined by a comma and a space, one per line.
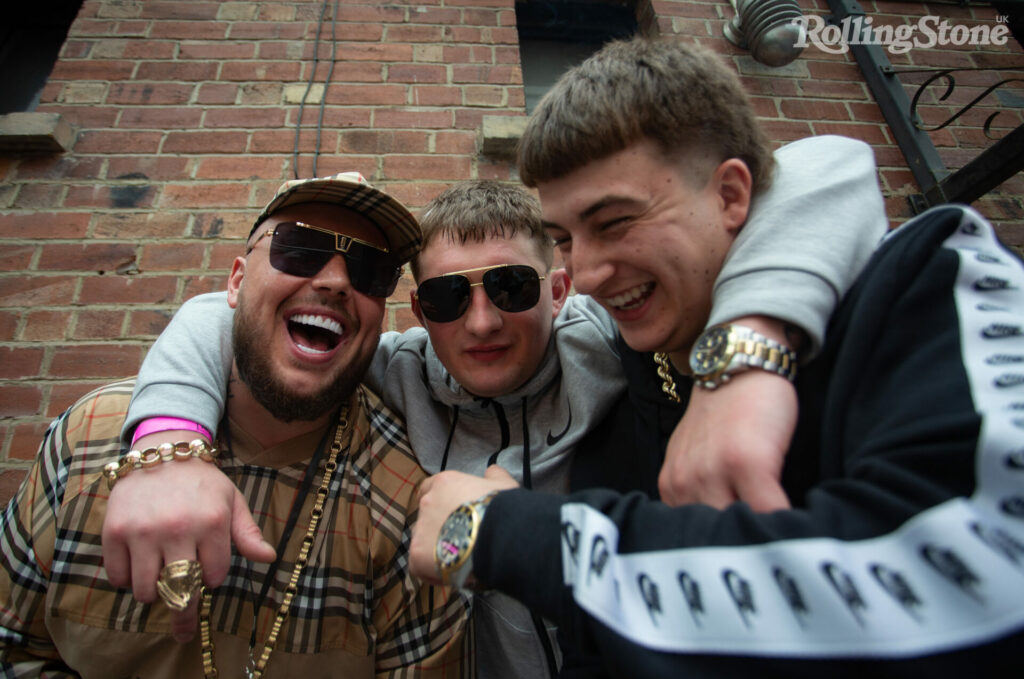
199, 410, 350, 679
653, 352, 681, 403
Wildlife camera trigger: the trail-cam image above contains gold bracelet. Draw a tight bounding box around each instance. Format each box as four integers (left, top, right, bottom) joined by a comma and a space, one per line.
104, 439, 218, 491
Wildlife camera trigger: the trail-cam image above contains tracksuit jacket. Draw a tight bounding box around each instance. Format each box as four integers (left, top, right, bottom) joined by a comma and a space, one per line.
475, 204, 1024, 678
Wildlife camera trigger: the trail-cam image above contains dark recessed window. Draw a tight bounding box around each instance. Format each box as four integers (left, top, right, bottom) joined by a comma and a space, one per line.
1, 2, 84, 114
515, 1, 642, 113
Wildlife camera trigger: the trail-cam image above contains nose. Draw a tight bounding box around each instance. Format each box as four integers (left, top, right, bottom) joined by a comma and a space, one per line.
565, 236, 614, 296
309, 254, 353, 296
462, 285, 503, 336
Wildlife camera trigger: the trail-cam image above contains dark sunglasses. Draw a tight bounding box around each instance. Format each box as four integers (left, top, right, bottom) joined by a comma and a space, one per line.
247, 221, 402, 297
415, 264, 546, 323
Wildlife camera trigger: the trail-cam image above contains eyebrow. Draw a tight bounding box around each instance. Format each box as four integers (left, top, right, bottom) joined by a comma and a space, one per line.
542, 195, 646, 231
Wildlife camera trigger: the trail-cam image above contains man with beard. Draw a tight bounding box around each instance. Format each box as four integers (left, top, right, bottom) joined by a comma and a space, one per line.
0, 173, 470, 678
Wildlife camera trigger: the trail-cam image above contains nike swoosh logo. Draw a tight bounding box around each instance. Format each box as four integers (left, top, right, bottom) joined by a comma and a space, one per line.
547, 401, 573, 445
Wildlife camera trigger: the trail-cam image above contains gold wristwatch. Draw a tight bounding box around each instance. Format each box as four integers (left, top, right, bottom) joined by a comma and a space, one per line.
689, 323, 798, 389
435, 491, 498, 589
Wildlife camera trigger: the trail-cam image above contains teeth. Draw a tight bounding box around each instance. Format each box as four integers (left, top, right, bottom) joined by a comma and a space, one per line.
290, 313, 343, 335
296, 343, 329, 355
605, 283, 654, 310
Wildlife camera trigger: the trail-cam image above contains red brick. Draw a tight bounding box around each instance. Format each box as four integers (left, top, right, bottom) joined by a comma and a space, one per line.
221, 61, 303, 82
386, 24, 445, 42
452, 64, 521, 85
50, 344, 144, 379
0, 276, 77, 306
11, 183, 66, 210
37, 243, 138, 272
8, 422, 49, 461
238, 83, 283, 105
335, 44, 414, 63
135, 61, 220, 81
305, 107, 371, 130
49, 59, 135, 81
340, 130, 427, 154
0, 312, 16, 341
0, 347, 45, 379
19, 311, 71, 342
13, 156, 105, 181
411, 86, 461, 107
128, 309, 174, 337
107, 157, 192, 181
203, 107, 288, 128
0, 246, 35, 273
179, 41, 257, 60
119, 107, 204, 129
73, 310, 127, 339
336, 4, 406, 23
435, 131, 478, 155
182, 275, 229, 298
191, 212, 252, 240
139, 242, 207, 270
780, 99, 851, 121
123, 41, 177, 60
196, 156, 287, 180
374, 109, 453, 129
210, 242, 242, 270
107, 83, 194, 105
227, 22, 307, 40
383, 155, 472, 180
150, 21, 228, 40
0, 469, 29, 504
65, 183, 157, 210
465, 86, 506, 107
93, 212, 189, 240
75, 130, 164, 154
325, 84, 406, 106
78, 276, 178, 305
197, 83, 240, 105
0, 384, 43, 416
163, 131, 250, 154
139, 2, 219, 20
159, 183, 251, 209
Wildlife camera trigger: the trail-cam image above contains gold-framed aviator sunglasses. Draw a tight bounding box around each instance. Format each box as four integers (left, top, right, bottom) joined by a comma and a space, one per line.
248, 221, 401, 297
414, 264, 546, 323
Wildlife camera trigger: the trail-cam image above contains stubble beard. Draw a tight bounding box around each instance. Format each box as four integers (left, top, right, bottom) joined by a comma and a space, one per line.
232, 297, 377, 423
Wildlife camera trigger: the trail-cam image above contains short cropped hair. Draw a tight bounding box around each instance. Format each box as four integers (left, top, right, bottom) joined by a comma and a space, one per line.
518, 37, 775, 194
412, 180, 553, 281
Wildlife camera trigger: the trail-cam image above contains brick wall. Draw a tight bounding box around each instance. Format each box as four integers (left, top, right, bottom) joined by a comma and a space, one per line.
1, 0, 1022, 500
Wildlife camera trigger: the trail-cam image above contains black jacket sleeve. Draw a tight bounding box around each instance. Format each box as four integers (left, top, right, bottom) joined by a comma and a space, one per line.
475, 206, 1024, 678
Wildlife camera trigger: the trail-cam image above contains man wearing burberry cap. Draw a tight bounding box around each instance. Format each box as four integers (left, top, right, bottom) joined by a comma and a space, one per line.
0, 172, 471, 677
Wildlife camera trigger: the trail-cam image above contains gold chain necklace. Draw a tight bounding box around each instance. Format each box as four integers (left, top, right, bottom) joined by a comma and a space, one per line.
199, 409, 350, 679
653, 352, 681, 403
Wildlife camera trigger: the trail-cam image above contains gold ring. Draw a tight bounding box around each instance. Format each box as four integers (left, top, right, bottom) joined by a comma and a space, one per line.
156, 559, 204, 612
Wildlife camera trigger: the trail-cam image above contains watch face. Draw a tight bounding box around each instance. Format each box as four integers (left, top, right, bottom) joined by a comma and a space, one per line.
436, 505, 477, 571
689, 325, 732, 376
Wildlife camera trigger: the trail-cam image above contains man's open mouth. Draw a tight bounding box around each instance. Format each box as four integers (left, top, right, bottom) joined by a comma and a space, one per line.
287, 313, 343, 355
604, 282, 654, 311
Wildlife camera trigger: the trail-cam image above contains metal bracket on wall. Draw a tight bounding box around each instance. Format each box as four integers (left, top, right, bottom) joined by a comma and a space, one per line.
826, 0, 1024, 214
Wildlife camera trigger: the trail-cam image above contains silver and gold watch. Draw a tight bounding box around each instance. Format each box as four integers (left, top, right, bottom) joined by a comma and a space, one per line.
689, 323, 798, 390
435, 491, 498, 589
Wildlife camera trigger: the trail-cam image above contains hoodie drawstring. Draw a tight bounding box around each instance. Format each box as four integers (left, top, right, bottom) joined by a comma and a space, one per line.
438, 405, 459, 472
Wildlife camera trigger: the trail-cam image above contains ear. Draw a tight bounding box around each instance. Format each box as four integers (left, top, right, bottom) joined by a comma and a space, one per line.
410, 288, 427, 327
548, 268, 571, 317
712, 158, 753, 235
227, 256, 246, 309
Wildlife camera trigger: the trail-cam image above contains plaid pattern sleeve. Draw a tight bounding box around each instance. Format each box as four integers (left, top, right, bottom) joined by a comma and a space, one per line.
0, 380, 134, 676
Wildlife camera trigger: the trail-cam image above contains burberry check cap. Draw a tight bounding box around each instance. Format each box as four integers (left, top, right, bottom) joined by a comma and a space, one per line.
251, 172, 422, 264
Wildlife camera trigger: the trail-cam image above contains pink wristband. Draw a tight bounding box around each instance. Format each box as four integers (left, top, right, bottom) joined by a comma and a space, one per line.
131, 417, 212, 446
